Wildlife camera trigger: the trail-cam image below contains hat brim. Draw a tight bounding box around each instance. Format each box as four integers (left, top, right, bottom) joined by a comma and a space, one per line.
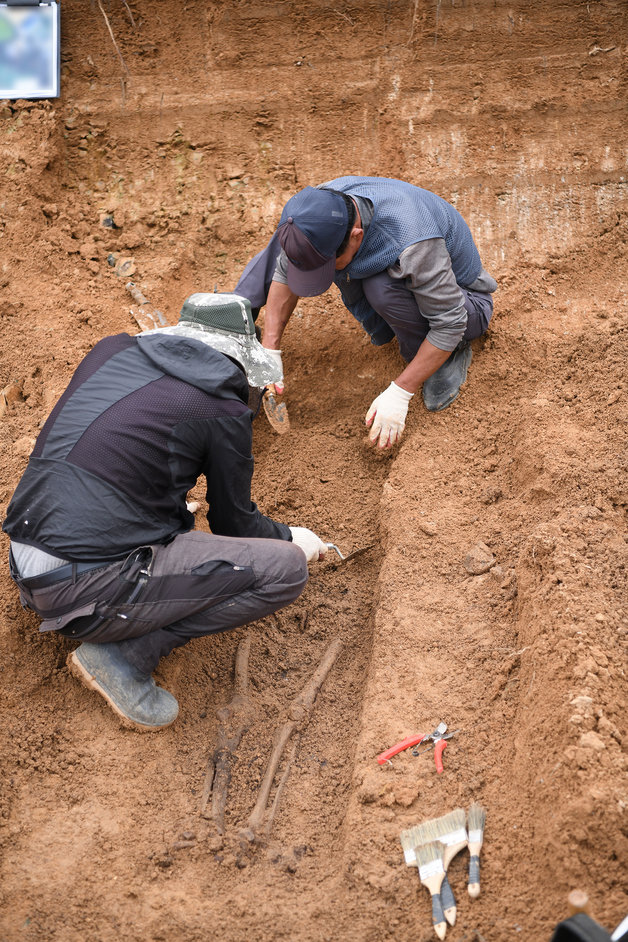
147, 324, 283, 388
286, 254, 336, 298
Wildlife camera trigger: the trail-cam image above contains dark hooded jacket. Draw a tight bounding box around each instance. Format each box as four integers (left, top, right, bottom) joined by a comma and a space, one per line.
3, 332, 290, 561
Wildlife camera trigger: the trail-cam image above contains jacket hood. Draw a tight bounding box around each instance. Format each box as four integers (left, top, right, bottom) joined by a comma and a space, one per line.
136, 332, 249, 402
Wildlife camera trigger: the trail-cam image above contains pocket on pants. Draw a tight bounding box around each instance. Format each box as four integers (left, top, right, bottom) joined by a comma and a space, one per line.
153, 559, 256, 604
188, 559, 256, 601
41, 600, 98, 634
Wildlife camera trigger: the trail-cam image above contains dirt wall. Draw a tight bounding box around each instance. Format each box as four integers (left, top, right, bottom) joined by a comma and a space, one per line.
0, 2, 626, 941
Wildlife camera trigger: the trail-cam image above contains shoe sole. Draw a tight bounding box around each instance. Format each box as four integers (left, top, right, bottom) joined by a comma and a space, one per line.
67, 650, 176, 733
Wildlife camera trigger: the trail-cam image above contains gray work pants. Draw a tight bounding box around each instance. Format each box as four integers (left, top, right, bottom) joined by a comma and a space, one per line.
361, 271, 494, 363
13, 532, 308, 675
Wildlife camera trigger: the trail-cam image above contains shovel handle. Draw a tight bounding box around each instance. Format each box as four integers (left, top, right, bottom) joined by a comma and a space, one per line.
377, 734, 426, 765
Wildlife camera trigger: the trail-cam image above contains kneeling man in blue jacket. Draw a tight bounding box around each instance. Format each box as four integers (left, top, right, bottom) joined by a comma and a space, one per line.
235, 176, 497, 449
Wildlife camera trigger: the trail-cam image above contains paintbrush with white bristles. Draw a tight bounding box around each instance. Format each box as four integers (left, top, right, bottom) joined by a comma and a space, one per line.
400, 809, 466, 927
467, 802, 487, 898
414, 841, 448, 939
428, 808, 468, 925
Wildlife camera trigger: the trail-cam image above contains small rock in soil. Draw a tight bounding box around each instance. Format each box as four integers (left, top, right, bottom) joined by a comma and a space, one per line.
418, 520, 437, 536
464, 542, 496, 575
115, 257, 136, 277
579, 731, 606, 751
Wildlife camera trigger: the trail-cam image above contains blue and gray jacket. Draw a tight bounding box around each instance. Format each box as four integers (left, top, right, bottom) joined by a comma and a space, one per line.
326, 176, 483, 345
236, 176, 486, 347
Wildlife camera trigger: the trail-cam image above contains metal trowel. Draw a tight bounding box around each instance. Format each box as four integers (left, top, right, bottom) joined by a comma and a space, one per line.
263, 384, 290, 434
325, 542, 375, 564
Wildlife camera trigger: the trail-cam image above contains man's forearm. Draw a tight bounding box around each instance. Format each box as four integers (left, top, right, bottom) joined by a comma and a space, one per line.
262, 281, 299, 348
394, 338, 451, 394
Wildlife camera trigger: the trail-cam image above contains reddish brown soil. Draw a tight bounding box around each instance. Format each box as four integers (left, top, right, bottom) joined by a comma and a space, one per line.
0, 2, 626, 940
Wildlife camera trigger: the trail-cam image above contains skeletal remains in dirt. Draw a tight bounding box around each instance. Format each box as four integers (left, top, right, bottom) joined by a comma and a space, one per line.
200, 634, 343, 843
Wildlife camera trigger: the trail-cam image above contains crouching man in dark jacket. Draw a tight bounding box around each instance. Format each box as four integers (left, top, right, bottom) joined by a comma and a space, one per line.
3, 293, 327, 731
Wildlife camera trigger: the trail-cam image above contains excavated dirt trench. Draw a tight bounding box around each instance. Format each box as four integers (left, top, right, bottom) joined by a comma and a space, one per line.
0, 2, 627, 940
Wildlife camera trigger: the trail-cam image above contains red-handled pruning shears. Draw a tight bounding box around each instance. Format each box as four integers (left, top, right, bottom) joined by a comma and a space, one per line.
376, 734, 430, 765
376, 722, 458, 773
411, 723, 459, 773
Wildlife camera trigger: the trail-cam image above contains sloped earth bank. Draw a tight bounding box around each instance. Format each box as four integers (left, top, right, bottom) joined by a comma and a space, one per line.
0, 1, 626, 940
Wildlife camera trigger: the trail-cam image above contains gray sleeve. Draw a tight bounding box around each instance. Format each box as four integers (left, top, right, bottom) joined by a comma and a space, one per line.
271, 248, 290, 285
469, 268, 498, 293
390, 239, 468, 352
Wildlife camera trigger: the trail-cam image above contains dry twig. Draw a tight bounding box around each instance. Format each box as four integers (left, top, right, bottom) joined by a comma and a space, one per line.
332, 8, 354, 25
406, 0, 420, 45
121, 0, 136, 28
97, 0, 129, 75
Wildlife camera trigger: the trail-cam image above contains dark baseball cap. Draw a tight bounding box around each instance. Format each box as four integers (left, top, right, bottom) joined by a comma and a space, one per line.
276, 187, 348, 297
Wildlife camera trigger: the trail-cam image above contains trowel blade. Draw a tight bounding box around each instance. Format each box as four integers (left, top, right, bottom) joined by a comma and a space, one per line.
263, 387, 290, 434
328, 543, 375, 565
340, 543, 375, 563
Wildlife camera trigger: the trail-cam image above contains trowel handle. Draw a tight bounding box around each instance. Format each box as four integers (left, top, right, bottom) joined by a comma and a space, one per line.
325, 543, 345, 560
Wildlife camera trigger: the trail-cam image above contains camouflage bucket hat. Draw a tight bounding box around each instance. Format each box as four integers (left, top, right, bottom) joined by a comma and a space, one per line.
151, 293, 281, 387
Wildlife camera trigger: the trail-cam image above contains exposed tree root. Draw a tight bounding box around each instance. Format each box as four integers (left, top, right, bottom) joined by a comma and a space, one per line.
264, 736, 300, 839
200, 637, 252, 834
242, 638, 342, 842
97, 0, 129, 76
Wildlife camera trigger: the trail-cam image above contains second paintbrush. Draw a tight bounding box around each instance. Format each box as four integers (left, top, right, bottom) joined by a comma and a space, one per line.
400, 808, 467, 927
467, 802, 487, 898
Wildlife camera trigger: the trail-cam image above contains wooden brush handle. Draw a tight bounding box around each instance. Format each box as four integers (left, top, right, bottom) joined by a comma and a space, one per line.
430, 893, 447, 940
441, 874, 456, 914
443, 839, 467, 869
567, 890, 590, 915
468, 853, 481, 898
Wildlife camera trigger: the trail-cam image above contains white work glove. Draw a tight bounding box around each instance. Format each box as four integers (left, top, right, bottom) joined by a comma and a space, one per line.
289, 527, 328, 563
365, 381, 414, 449
264, 348, 284, 395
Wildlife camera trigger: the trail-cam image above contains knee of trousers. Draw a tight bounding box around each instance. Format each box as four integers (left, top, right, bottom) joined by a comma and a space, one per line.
278, 542, 309, 601
462, 289, 494, 335
362, 271, 418, 318
252, 540, 309, 602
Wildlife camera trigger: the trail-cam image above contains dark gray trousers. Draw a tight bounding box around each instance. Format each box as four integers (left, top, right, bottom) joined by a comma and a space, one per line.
13, 532, 308, 675
361, 271, 494, 363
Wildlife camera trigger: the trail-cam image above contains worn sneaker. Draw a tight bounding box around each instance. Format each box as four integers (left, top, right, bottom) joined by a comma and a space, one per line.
422, 342, 472, 412
68, 641, 179, 731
